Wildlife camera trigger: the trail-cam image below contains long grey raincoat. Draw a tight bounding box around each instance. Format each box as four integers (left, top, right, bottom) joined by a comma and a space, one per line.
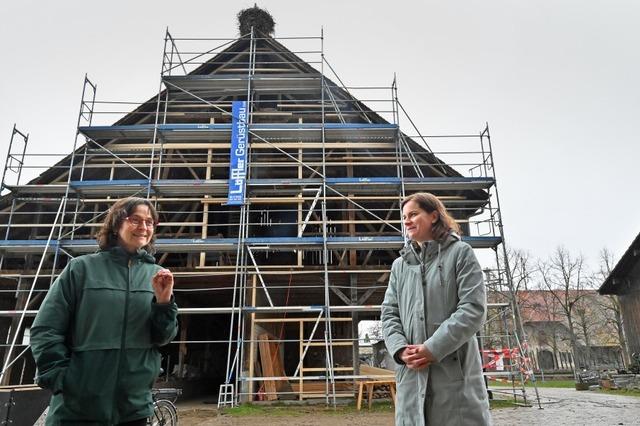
381, 233, 492, 425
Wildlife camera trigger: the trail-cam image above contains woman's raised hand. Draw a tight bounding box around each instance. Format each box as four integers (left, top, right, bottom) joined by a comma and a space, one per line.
152, 269, 174, 304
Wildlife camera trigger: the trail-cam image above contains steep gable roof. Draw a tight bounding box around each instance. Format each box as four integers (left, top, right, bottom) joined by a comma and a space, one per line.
1, 32, 487, 211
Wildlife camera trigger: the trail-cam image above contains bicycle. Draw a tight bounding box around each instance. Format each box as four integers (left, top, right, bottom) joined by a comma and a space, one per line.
630, 352, 640, 374
148, 388, 181, 426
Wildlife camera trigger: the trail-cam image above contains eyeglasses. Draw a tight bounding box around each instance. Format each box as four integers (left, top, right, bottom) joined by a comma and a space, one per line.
125, 216, 157, 229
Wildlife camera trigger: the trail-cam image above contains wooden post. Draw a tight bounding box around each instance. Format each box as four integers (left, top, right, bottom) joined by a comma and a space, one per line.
356, 381, 364, 410
199, 148, 213, 267
350, 275, 359, 377
299, 320, 304, 400
177, 314, 189, 378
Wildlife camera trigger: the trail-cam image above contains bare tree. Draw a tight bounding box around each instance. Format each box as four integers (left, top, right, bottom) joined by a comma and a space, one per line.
573, 293, 600, 368
509, 248, 534, 293
590, 248, 630, 367
495, 248, 534, 343
537, 290, 566, 370
538, 247, 588, 375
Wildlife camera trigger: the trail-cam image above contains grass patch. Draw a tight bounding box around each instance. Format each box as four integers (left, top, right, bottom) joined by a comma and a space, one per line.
222, 403, 305, 417
527, 380, 575, 388
488, 379, 575, 388
489, 399, 520, 409
327, 401, 395, 414
221, 401, 395, 417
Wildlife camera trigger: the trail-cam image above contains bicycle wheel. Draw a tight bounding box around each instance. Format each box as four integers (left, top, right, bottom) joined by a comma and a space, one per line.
148, 399, 178, 426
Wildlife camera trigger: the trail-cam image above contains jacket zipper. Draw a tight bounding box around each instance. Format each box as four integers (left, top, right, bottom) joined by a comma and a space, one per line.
113, 258, 132, 423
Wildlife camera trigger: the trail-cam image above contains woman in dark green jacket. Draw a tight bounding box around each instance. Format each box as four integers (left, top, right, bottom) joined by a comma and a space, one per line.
31, 197, 178, 425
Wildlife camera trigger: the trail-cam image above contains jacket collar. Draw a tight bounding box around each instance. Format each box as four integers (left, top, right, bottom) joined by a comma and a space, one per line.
399, 232, 461, 266
102, 245, 156, 265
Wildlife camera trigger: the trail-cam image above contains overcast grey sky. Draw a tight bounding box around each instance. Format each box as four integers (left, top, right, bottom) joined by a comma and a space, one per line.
1, 0, 638, 270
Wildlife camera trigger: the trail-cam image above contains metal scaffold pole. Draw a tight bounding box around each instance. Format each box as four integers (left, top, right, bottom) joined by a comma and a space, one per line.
47, 77, 89, 321
148, 29, 172, 199
320, 26, 337, 407
2, 72, 100, 383
236, 26, 257, 403
482, 124, 541, 409
392, 76, 407, 241
0, 196, 65, 383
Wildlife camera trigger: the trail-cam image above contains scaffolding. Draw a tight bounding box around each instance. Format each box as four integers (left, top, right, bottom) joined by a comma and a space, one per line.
0, 27, 537, 406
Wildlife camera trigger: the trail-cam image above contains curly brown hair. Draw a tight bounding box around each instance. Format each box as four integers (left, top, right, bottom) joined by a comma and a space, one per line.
96, 197, 159, 253
401, 192, 461, 241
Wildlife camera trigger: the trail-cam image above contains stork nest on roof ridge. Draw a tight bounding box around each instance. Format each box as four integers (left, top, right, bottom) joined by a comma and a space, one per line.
237, 5, 275, 37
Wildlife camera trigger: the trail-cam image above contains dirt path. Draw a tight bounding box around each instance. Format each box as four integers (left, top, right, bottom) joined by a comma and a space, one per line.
179, 412, 393, 426
177, 388, 640, 425
177, 404, 394, 426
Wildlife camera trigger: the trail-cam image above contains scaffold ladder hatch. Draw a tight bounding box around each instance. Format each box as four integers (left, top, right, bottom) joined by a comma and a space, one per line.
1, 125, 29, 195
0, 125, 29, 272
218, 383, 235, 408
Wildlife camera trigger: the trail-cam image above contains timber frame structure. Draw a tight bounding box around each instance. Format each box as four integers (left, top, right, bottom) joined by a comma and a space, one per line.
0, 28, 535, 405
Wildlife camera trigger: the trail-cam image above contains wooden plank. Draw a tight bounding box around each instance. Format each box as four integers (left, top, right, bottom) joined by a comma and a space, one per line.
255, 317, 351, 323
300, 393, 355, 399
258, 333, 293, 400
290, 382, 354, 393
269, 340, 288, 393
247, 276, 258, 401
258, 333, 278, 401
300, 367, 353, 372
299, 320, 304, 401
359, 364, 395, 379
307, 341, 353, 346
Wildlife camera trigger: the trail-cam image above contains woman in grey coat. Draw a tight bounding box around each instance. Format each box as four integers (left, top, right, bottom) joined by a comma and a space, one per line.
382, 192, 492, 425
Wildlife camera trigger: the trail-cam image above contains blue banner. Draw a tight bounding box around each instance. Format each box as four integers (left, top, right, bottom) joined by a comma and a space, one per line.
228, 101, 249, 205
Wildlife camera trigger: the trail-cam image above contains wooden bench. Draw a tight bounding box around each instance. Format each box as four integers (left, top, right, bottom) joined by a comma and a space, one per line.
356, 380, 396, 410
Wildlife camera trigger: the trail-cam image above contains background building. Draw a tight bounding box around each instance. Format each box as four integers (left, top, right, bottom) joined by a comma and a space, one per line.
599, 232, 640, 363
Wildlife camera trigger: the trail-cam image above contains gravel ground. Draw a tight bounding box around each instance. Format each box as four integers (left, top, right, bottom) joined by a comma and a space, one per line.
177, 387, 640, 425
492, 387, 640, 425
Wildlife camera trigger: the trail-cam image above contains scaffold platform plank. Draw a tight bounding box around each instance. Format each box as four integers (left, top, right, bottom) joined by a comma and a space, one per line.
4, 176, 493, 196
78, 123, 231, 141
0, 305, 385, 318
251, 123, 398, 141
164, 74, 322, 93
0, 235, 502, 254
78, 122, 398, 142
